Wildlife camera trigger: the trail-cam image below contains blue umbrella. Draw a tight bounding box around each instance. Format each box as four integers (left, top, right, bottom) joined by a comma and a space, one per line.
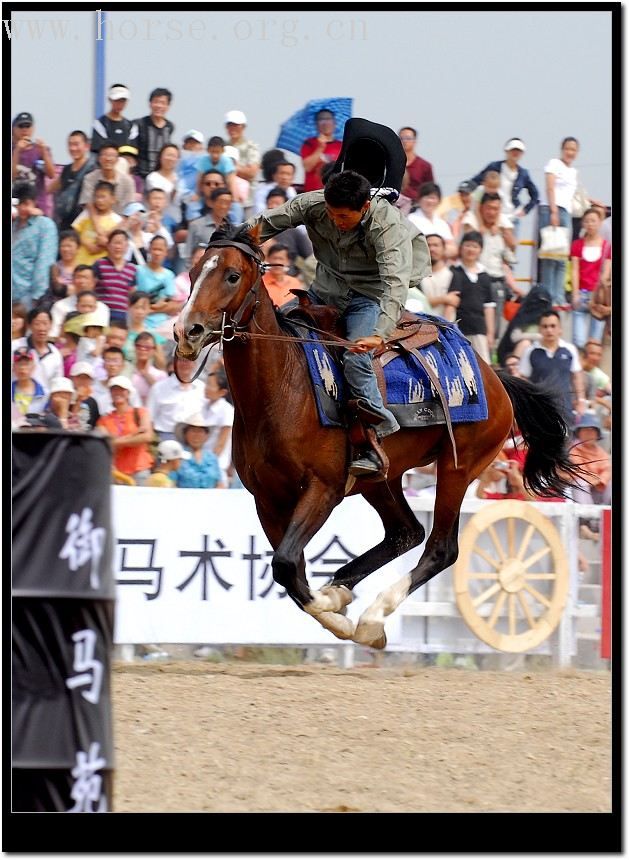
276, 97, 353, 154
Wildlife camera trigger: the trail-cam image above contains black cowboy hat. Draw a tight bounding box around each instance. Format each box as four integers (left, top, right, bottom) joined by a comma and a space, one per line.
329, 117, 406, 194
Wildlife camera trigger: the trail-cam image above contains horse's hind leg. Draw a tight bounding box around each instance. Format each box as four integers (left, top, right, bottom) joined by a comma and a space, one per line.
354, 438, 501, 649
311, 476, 425, 611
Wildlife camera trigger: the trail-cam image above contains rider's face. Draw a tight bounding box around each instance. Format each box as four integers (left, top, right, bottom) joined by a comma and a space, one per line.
325, 204, 368, 232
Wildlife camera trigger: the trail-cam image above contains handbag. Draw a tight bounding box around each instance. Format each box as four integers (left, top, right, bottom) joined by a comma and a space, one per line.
572, 186, 590, 218
539, 225, 570, 257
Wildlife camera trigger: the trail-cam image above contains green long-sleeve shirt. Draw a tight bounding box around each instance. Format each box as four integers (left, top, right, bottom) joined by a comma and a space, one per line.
244, 190, 431, 339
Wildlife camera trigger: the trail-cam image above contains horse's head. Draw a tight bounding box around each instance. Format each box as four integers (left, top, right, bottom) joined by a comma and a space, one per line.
174, 224, 263, 360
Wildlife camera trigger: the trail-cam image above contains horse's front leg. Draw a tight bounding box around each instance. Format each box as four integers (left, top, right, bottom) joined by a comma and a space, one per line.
259, 480, 355, 641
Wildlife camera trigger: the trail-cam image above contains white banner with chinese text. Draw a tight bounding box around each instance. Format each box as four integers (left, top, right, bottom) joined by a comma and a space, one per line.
112, 487, 421, 645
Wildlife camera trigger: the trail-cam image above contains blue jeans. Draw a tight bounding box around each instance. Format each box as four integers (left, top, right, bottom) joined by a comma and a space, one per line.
572, 291, 606, 348
538, 205, 571, 305
309, 289, 400, 438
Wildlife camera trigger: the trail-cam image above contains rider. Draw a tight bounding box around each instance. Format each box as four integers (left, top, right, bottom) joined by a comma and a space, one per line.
244, 169, 431, 476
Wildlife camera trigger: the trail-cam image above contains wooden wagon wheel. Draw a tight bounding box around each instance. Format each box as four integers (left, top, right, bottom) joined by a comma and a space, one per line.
454, 501, 569, 652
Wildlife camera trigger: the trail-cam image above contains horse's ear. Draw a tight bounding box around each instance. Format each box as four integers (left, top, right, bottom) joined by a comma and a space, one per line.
246, 222, 262, 247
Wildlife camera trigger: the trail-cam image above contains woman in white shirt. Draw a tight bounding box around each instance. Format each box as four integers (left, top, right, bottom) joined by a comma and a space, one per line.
538, 137, 579, 307
408, 182, 458, 260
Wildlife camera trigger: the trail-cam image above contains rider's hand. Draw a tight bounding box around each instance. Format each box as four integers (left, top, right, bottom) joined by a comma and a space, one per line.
348, 335, 384, 353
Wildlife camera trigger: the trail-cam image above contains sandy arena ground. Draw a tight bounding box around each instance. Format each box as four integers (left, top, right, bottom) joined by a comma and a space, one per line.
111, 661, 611, 813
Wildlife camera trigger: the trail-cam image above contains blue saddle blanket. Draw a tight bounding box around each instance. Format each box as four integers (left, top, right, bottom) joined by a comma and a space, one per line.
286, 314, 488, 429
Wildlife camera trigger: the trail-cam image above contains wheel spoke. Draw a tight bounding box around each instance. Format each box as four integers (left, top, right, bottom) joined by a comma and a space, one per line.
516, 524, 535, 561
525, 573, 556, 580
472, 582, 502, 608
509, 594, 516, 636
487, 525, 507, 562
523, 582, 551, 608
522, 545, 551, 570
469, 572, 499, 579
471, 545, 501, 570
507, 518, 516, 557
487, 591, 507, 628
517, 591, 537, 629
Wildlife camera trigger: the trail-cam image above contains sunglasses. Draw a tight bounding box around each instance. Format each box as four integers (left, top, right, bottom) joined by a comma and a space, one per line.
17, 122, 32, 129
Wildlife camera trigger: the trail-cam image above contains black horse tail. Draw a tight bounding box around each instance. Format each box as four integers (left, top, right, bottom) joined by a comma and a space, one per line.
496, 371, 584, 498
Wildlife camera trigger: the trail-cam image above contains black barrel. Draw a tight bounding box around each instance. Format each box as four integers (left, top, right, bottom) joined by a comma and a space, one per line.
12, 431, 115, 812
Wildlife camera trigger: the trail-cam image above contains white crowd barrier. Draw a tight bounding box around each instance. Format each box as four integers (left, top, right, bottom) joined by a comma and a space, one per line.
111, 487, 609, 667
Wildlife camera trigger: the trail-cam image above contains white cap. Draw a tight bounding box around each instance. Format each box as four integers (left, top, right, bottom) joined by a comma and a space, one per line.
145, 172, 173, 193
224, 109, 247, 125
157, 439, 191, 462
82, 310, 109, 329
108, 375, 133, 392
504, 138, 526, 152
183, 129, 205, 144
69, 361, 95, 378
223, 145, 240, 163
49, 377, 75, 395
109, 85, 130, 101
123, 201, 147, 217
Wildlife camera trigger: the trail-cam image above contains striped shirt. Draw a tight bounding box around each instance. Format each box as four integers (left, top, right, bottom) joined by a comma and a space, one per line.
93, 257, 137, 315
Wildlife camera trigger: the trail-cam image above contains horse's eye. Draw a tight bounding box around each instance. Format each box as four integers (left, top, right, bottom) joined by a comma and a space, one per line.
227, 273, 240, 285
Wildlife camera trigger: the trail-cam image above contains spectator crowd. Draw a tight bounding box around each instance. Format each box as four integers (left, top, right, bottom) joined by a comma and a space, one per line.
12, 86, 612, 508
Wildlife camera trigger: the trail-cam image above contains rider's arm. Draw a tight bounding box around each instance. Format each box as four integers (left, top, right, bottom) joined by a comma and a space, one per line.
242, 192, 321, 242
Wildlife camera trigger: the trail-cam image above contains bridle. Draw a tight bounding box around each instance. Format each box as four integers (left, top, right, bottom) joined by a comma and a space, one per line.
173, 238, 280, 382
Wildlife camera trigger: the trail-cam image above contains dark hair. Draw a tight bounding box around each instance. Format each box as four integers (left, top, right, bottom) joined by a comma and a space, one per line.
210, 187, 231, 202
209, 368, 229, 391
201, 169, 224, 183
12, 301, 29, 327
129, 290, 151, 306
15, 184, 37, 203
418, 181, 441, 200
97, 140, 119, 154
94, 180, 116, 195
135, 331, 156, 346
27, 307, 52, 323
261, 148, 286, 182
76, 289, 97, 300
68, 129, 88, 142
398, 126, 417, 138
272, 160, 294, 174
149, 87, 172, 103
59, 229, 80, 246
324, 170, 371, 210
504, 353, 520, 364
266, 242, 291, 257
266, 186, 288, 203
480, 192, 501, 206
155, 143, 179, 169
424, 233, 445, 246
149, 234, 168, 247
73, 266, 94, 278
107, 229, 129, 243
539, 310, 561, 323
103, 345, 125, 357
460, 230, 484, 248
561, 136, 579, 149
316, 109, 335, 120
208, 136, 224, 148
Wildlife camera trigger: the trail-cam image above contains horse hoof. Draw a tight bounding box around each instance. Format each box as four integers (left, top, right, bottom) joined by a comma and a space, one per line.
320, 584, 353, 612
316, 611, 355, 640
353, 620, 387, 650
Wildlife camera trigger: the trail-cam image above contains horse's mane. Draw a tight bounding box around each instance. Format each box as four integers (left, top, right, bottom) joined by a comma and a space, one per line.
209, 224, 261, 255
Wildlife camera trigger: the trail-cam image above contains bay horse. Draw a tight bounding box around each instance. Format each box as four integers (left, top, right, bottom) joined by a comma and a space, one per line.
174, 225, 579, 649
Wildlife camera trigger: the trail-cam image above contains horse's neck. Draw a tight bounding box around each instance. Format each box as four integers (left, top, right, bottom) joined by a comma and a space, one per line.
223, 293, 299, 422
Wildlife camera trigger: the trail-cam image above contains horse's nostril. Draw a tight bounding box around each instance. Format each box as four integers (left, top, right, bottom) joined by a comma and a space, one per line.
187, 324, 205, 340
